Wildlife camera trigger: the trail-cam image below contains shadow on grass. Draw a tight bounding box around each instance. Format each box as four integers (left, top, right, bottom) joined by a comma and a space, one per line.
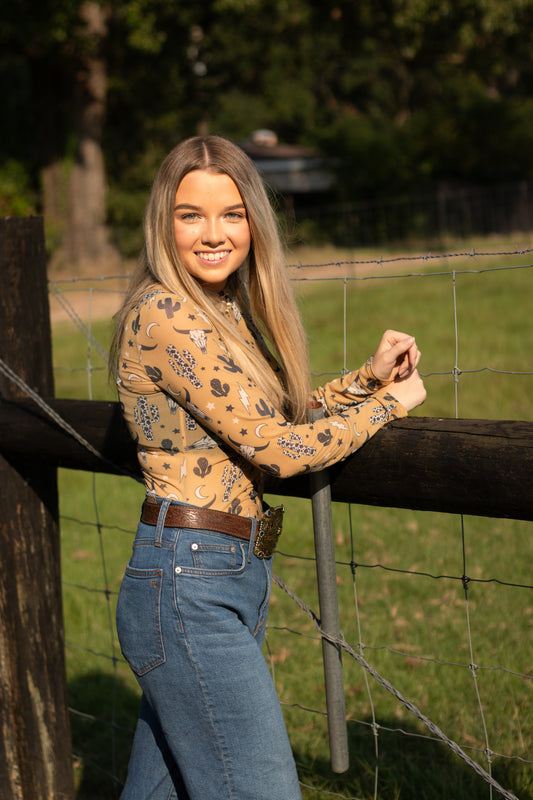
69, 673, 531, 800
68, 671, 140, 800
293, 718, 533, 800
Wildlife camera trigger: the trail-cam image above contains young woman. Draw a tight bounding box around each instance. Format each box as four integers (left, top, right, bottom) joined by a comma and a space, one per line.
112, 135, 426, 800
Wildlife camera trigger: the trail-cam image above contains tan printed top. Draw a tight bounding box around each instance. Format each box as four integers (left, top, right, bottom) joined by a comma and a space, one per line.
117, 287, 406, 519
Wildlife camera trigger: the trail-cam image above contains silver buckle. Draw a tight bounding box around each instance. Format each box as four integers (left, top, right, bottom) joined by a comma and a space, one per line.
253, 505, 284, 559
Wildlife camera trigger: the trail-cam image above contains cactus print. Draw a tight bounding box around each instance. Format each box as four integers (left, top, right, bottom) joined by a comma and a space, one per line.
118, 289, 406, 519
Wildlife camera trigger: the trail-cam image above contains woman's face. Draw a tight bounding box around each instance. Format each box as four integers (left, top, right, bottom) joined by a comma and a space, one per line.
173, 169, 251, 293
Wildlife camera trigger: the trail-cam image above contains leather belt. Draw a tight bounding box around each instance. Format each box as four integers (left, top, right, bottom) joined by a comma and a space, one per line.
140, 499, 253, 541
140, 498, 285, 559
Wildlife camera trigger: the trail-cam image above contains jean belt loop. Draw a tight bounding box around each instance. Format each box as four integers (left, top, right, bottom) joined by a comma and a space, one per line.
154, 499, 172, 546
247, 518, 257, 563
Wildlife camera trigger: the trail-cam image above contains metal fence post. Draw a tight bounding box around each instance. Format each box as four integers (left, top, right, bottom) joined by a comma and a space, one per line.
308, 403, 349, 773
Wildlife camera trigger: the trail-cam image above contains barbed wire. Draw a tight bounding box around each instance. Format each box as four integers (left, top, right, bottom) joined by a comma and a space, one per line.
286, 246, 533, 270
0, 355, 141, 482
272, 574, 520, 800
49, 280, 110, 364
3, 344, 530, 795
5, 247, 529, 798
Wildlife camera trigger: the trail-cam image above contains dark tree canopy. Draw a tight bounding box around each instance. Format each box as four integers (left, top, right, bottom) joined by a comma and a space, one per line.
2, 0, 533, 259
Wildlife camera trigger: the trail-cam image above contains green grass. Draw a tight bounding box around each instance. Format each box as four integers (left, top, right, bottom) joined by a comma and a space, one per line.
295, 252, 533, 420
53, 243, 533, 799
52, 317, 116, 401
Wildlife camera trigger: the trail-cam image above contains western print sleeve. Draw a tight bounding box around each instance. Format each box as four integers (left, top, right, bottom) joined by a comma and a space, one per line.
311, 359, 398, 415
121, 291, 406, 481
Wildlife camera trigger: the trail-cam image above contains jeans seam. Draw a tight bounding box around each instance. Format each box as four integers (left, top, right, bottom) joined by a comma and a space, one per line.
165, 782, 177, 800
182, 636, 238, 799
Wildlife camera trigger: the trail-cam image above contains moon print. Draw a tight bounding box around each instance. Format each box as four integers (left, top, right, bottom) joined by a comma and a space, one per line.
146, 322, 160, 338
228, 435, 269, 452
255, 423, 267, 438
195, 485, 210, 500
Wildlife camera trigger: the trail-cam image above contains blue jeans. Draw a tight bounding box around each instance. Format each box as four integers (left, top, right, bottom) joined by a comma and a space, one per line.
116, 500, 302, 800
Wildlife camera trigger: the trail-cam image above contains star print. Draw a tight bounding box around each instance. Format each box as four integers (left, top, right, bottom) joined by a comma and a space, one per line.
128, 340, 133, 347
163, 463, 171, 470
240, 428, 248, 437
188, 314, 196, 320
207, 402, 215, 410
226, 404, 234, 412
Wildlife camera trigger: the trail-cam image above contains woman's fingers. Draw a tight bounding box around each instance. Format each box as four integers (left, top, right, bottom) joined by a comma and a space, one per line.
398, 346, 421, 378
373, 331, 420, 381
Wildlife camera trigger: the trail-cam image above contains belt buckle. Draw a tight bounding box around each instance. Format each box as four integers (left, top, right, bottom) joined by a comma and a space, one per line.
254, 505, 284, 559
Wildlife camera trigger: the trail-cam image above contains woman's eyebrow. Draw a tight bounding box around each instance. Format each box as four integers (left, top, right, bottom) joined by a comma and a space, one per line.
174, 202, 246, 211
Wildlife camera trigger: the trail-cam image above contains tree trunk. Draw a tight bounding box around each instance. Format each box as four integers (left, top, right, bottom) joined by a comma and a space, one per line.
44, 2, 119, 272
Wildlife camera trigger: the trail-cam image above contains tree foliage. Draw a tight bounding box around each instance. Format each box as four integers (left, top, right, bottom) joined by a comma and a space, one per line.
2, 0, 533, 253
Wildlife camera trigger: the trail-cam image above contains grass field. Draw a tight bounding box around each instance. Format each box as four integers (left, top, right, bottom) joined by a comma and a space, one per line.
53, 240, 533, 799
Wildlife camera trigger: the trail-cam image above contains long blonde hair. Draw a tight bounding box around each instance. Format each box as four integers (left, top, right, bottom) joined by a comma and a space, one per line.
111, 135, 311, 423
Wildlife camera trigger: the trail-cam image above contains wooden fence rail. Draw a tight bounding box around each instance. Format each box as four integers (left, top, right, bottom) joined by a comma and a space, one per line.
1, 397, 532, 521
1, 217, 532, 799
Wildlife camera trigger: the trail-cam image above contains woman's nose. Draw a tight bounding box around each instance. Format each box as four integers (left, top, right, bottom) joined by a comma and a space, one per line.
201, 218, 226, 246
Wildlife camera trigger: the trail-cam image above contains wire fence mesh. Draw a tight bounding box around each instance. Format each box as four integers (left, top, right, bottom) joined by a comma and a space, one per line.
44, 244, 533, 799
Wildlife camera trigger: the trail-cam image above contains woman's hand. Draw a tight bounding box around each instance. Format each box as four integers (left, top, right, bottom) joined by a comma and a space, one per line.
372, 329, 426, 412
372, 329, 421, 382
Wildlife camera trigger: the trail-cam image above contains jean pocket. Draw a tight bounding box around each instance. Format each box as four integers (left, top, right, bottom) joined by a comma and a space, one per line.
116, 565, 166, 676
177, 531, 247, 575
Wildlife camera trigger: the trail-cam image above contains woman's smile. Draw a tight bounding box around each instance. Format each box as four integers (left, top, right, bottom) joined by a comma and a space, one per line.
195, 249, 231, 263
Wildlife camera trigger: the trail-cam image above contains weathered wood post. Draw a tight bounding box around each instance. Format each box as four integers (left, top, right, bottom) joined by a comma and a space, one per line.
0, 218, 75, 799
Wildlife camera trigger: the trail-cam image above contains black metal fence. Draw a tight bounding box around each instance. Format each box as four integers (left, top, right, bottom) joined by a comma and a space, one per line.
291, 181, 533, 247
